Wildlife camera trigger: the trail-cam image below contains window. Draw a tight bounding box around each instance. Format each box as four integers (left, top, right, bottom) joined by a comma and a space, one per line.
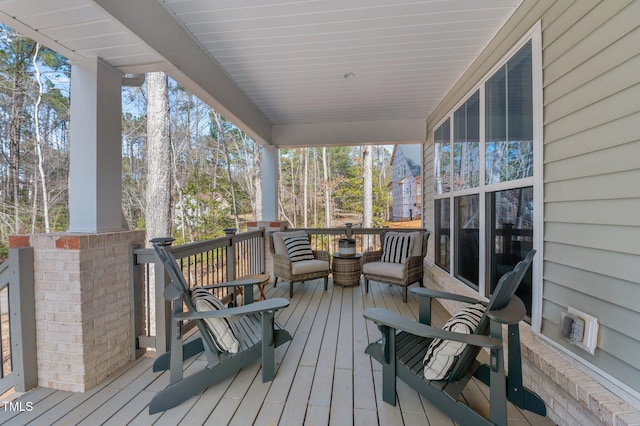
485, 41, 533, 184
434, 198, 450, 271
455, 194, 479, 287
453, 91, 480, 190
434, 119, 451, 195
488, 187, 534, 317
433, 36, 538, 320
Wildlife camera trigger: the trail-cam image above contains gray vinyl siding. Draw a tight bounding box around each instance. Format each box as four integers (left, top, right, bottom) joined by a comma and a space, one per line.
424, 0, 640, 393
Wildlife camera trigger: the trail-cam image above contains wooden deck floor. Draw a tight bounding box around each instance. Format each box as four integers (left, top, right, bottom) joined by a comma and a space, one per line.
0, 279, 554, 425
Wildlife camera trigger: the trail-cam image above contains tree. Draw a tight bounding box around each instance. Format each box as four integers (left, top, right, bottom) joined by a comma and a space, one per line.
363, 145, 372, 228
145, 72, 172, 241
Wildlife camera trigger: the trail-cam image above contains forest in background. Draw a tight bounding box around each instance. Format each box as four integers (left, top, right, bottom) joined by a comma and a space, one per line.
0, 25, 393, 256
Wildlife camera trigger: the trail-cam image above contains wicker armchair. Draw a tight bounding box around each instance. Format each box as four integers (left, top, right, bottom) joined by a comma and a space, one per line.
362, 230, 430, 302
270, 230, 330, 298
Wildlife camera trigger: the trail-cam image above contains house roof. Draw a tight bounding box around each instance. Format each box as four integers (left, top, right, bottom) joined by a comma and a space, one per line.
0, 0, 522, 146
391, 144, 422, 177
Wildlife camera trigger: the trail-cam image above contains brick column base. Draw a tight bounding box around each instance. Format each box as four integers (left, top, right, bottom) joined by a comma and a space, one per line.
9, 230, 145, 392
246, 221, 289, 282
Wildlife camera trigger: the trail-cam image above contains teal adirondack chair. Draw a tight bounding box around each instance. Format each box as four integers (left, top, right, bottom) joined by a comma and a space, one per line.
148, 238, 292, 414
363, 250, 546, 425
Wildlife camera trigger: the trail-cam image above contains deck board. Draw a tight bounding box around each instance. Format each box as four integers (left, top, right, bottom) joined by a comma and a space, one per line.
1, 278, 554, 426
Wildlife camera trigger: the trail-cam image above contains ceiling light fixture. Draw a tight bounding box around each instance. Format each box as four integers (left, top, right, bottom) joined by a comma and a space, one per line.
344, 72, 356, 79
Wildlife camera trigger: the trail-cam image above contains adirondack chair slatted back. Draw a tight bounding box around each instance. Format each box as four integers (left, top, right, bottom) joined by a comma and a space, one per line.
152, 241, 221, 355
446, 249, 535, 382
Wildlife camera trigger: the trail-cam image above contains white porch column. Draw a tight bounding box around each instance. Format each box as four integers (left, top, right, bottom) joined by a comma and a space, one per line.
261, 144, 278, 221
69, 58, 124, 232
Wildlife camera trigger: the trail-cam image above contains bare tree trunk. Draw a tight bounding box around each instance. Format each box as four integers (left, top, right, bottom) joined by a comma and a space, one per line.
253, 145, 262, 221
277, 151, 293, 225
212, 112, 240, 231
145, 72, 172, 241
322, 147, 331, 228
363, 145, 373, 228
32, 43, 50, 232
303, 148, 309, 228
10, 71, 24, 233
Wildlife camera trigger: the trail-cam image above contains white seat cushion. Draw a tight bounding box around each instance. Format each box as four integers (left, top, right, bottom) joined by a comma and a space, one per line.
191, 288, 240, 353
362, 261, 405, 279
290, 259, 329, 275
423, 303, 485, 380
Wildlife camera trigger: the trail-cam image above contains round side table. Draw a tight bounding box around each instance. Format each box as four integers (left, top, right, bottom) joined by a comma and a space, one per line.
332, 253, 362, 287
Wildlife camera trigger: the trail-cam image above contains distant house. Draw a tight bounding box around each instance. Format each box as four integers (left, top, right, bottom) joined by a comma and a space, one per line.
390, 144, 422, 221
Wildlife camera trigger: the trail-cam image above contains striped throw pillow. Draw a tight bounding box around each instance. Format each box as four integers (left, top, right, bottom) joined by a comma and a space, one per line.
381, 234, 414, 264
283, 234, 315, 262
191, 288, 239, 353
423, 303, 485, 380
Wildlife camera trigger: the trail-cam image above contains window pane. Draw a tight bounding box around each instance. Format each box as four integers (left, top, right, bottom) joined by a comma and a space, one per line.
434, 119, 451, 195
489, 187, 534, 317
453, 91, 480, 190
485, 41, 533, 184
455, 194, 479, 287
434, 198, 450, 271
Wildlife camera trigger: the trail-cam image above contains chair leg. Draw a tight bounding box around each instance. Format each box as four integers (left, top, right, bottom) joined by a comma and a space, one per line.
364, 278, 370, 293
380, 325, 397, 406
419, 278, 424, 287
323, 276, 328, 291
274, 277, 278, 287
402, 286, 408, 303
289, 281, 294, 298
261, 310, 276, 382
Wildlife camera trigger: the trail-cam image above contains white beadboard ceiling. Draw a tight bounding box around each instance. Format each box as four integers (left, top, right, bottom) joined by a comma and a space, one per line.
0, 0, 522, 145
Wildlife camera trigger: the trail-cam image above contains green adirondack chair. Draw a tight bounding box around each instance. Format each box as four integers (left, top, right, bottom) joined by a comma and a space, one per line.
363, 250, 546, 425
148, 238, 292, 414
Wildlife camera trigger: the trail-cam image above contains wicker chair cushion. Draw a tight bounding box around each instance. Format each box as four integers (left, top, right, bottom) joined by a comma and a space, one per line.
423, 303, 485, 380
384, 231, 423, 257
362, 261, 405, 279
191, 288, 240, 353
273, 230, 309, 255
290, 259, 330, 275
283, 234, 315, 262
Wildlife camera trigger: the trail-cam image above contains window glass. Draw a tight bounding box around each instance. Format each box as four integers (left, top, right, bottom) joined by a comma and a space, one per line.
434, 199, 450, 271
453, 91, 480, 190
455, 195, 479, 287
489, 187, 534, 317
434, 119, 451, 195
485, 41, 533, 184
433, 37, 535, 320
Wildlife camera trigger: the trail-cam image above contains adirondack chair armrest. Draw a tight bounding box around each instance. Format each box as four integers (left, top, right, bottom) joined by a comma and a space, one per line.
197, 277, 263, 290
174, 297, 290, 321
410, 287, 486, 325
364, 308, 502, 349
410, 287, 485, 305
487, 295, 526, 325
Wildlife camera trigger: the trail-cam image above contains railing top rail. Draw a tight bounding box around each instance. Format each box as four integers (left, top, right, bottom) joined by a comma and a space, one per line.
291, 227, 428, 235
134, 229, 266, 264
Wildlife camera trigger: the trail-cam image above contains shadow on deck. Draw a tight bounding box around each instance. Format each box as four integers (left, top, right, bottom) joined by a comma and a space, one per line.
0, 278, 554, 425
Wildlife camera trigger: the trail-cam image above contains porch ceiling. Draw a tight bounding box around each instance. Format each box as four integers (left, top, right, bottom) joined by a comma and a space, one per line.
0, 0, 522, 146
